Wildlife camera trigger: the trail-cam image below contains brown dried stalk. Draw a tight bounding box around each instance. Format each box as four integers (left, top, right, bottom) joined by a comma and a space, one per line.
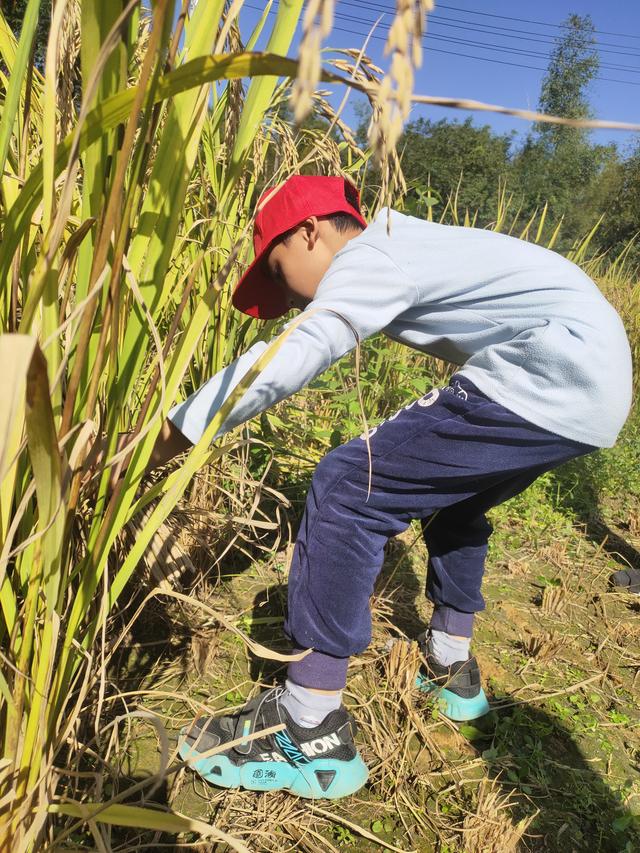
541, 583, 567, 617
522, 629, 565, 661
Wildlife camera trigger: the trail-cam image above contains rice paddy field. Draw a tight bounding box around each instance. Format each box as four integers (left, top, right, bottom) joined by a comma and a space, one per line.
0, 2, 638, 850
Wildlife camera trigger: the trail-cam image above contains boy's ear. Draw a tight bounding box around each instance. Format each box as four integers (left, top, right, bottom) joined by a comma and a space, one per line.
300, 216, 320, 249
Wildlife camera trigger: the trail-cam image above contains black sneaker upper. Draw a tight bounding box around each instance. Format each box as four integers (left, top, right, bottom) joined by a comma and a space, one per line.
417, 632, 482, 699
182, 686, 358, 771
610, 569, 640, 594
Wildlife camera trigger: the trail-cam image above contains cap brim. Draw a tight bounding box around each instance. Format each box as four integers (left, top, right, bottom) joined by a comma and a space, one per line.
231, 253, 290, 320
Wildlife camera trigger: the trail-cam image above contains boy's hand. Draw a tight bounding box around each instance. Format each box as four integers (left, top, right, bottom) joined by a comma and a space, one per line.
81, 432, 131, 496
82, 419, 193, 499
147, 418, 193, 472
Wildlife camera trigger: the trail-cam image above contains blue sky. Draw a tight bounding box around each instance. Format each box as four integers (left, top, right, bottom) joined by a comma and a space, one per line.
232, 0, 640, 156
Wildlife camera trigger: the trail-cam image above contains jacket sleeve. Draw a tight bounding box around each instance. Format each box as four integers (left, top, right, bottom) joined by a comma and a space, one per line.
167, 242, 419, 444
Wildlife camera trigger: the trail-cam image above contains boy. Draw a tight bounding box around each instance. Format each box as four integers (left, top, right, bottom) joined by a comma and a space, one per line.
156, 175, 631, 799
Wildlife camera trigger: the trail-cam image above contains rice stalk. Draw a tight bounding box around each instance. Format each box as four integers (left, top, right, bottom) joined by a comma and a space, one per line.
541, 584, 567, 617
0, 1, 327, 847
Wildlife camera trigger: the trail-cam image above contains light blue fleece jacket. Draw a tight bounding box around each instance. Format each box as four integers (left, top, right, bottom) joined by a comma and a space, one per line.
168, 208, 633, 449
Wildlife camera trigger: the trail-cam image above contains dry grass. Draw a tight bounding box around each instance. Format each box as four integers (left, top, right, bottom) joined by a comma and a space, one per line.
78, 457, 639, 851
461, 781, 535, 853
520, 630, 565, 662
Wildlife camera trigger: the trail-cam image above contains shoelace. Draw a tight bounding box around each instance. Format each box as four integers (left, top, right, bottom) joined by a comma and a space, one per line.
233, 686, 289, 756
264, 685, 287, 707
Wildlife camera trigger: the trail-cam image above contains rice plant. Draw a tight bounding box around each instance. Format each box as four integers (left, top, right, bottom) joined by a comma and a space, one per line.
0, 0, 365, 847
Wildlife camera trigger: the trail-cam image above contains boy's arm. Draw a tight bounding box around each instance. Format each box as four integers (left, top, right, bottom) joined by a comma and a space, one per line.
88, 244, 415, 490
86, 241, 401, 489
167, 341, 269, 445
168, 243, 419, 445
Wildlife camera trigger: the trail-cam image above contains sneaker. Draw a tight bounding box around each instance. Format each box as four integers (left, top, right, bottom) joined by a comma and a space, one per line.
177, 686, 369, 799
415, 632, 491, 722
610, 569, 640, 594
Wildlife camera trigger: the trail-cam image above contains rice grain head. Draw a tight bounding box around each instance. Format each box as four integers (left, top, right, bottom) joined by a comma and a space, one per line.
369, 1, 433, 210
290, 0, 335, 123
223, 17, 245, 155
58, 0, 81, 140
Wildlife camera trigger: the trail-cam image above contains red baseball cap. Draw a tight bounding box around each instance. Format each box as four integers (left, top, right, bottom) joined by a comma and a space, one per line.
231, 174, 367, 319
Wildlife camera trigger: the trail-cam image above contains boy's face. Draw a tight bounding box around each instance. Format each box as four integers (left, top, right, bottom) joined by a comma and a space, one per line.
262, 216, 350, 311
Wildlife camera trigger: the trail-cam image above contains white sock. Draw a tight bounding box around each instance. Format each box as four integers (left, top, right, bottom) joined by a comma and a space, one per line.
280, 679, 343, 728
429, 629, 471, 666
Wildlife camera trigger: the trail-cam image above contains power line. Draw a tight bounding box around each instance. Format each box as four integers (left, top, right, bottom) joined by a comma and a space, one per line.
425, 33, 640, 76
329, 22, 640, 86
241, 3, 640, 87
346, 0, 640, 55
331, 5, 640, 86
335, 4, 640, 75
435, 2, 640, 42
425, 14, 640, 58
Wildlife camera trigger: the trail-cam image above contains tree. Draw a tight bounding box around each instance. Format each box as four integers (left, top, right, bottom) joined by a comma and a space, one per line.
0, 0, 50, 71
512, 14, 609, 245
594, 138, 640, 267
536, 13, 599, 148
399, 117, 514, 223
353, 99, 514, 224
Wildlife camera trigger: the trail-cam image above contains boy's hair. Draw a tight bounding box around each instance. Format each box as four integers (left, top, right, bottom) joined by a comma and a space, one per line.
281, 211, 364, 244
324, 211, 366, 234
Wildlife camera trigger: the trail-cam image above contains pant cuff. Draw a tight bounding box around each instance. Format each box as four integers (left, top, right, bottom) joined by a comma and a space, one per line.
430, 606, 475, 637
287, 649, 349, 690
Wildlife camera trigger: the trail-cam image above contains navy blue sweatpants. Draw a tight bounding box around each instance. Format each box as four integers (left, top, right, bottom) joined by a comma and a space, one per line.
285, 375, 594, 690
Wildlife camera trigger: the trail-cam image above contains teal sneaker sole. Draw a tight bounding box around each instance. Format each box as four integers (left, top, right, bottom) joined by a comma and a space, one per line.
415, 673, 491, 721
178, 736, 369, 799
